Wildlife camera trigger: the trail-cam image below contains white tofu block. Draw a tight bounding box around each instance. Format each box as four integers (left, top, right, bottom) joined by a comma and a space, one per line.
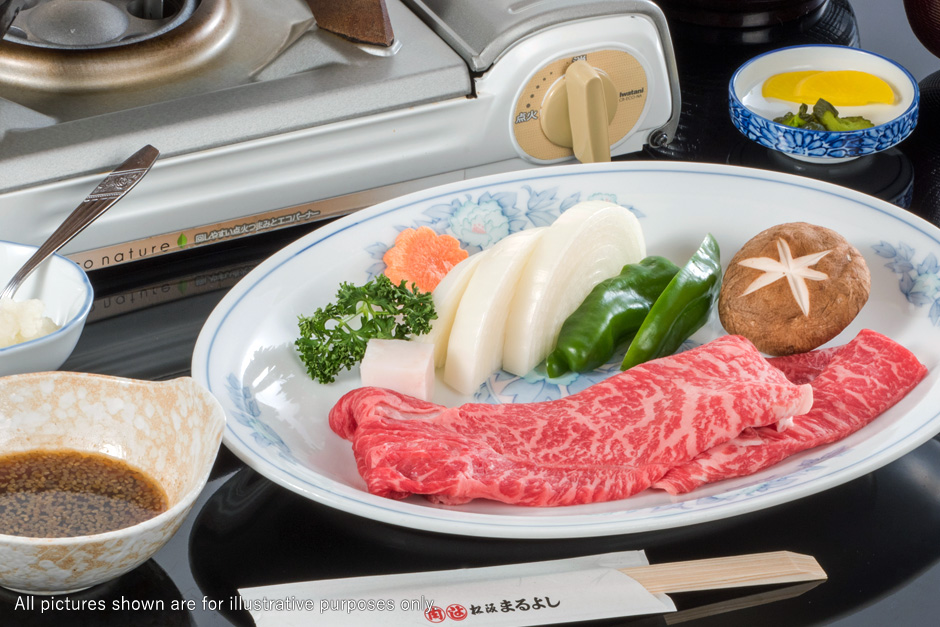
359, 338, 435, 400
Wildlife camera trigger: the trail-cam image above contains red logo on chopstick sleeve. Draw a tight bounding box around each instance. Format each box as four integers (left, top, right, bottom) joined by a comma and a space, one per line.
446, 604, 468, 620
425, 606, 446, 623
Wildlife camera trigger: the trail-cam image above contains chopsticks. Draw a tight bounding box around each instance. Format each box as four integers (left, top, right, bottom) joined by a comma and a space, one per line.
620, 551, 826, 594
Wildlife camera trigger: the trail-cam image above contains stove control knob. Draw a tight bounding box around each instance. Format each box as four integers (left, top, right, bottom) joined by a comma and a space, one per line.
539, 60, 618, 163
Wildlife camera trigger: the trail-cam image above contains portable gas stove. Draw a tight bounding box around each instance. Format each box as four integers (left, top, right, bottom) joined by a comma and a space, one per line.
0, 0, 680, 272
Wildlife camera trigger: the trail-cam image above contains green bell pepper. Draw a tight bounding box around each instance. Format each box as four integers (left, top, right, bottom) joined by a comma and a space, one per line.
620, 234, 722, 370
545, 256, 680, 378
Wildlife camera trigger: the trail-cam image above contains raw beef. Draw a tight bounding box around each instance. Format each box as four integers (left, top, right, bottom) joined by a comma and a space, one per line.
654, 329, 928, 495
329, 335, 813, 506
767, 346, 842, 385
765, 346, 842, 432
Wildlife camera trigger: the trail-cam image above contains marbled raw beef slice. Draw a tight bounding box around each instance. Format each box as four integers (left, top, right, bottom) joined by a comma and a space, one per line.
330, 335, 813, 506
654, 329, 928, 495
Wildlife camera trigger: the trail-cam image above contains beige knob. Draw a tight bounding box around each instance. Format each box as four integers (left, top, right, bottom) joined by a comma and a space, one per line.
540, 60, 618, 163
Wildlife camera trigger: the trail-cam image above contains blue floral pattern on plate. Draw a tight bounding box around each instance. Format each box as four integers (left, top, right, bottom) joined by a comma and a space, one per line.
874, 240, 940, 325
365, 187, 642, 276
224, 373, 299, 466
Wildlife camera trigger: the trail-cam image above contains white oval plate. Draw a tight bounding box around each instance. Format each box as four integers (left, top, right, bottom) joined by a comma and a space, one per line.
192, 162, 940, 539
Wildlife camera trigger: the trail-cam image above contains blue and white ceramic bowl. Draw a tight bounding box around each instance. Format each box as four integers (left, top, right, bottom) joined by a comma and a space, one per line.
729, 44, 919, 163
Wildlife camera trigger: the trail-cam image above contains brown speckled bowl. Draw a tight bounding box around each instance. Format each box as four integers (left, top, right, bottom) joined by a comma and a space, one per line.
0, 372, 225, 594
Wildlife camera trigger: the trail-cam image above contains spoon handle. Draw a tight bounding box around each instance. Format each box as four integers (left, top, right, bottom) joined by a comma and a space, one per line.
0, 145, 159, 301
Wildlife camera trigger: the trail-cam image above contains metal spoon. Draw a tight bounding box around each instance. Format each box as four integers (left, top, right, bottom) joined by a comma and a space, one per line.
0, 145, 160, 301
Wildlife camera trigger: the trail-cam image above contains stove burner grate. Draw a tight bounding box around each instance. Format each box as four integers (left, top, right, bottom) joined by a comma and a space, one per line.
0, 0, 320, 120
5, 0, 196, 49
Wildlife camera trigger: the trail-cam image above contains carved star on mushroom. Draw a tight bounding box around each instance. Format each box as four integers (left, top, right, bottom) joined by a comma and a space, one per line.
738, 237, 831, 316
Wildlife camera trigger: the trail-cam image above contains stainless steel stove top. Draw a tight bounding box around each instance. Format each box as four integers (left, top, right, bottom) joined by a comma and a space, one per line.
0, 0, 679, 271
0, 0, 470, 193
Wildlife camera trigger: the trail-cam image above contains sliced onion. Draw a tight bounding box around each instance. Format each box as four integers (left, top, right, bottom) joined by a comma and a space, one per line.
502, 201, 646, 377
415, 252, 486, 368
444, 228, 546, 395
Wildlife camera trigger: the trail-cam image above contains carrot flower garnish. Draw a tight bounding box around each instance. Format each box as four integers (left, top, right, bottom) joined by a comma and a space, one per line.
383, 226, 468, 292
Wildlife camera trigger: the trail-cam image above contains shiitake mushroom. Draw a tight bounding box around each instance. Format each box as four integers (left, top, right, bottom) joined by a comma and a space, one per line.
718, 222, 871, 356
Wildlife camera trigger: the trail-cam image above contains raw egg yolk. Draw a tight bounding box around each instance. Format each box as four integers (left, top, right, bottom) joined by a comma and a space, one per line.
762, 70, 895, 106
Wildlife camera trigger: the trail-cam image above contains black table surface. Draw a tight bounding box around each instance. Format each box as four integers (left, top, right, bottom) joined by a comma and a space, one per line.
3, 1, 940, 625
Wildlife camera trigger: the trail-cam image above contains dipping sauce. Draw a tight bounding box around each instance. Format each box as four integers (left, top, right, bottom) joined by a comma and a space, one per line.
0, 449, 168, 538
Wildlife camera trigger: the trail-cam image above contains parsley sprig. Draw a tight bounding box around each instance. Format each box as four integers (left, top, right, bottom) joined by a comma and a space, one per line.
295, 274, 437, 384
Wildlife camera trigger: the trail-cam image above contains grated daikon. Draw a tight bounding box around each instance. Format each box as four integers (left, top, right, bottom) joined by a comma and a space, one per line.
0, 297, 59, 348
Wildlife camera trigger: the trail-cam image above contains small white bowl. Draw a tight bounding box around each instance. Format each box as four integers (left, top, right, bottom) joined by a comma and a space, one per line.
0, 372, 225, 594
0, 240, 93, 376
729, 45, 920, 163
